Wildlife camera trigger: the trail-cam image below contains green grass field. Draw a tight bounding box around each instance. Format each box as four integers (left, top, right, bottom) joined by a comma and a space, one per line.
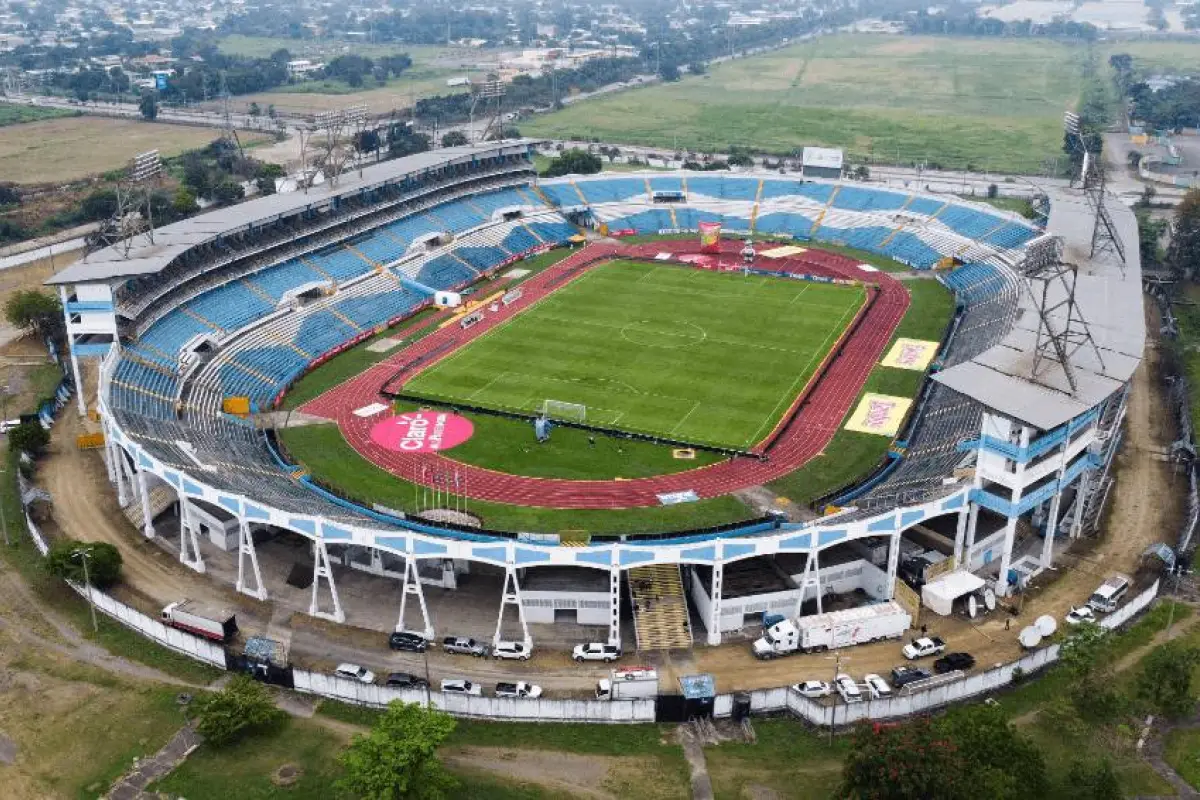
0, 104, 75, 128
525, 34, 1089, 174
403, 260, 865, 450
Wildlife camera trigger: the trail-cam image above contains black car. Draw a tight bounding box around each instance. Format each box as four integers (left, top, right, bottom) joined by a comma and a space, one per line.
388, 631, 428, 653
891, 665, 932, 688
384, 672, 429, 689
934, 652, 976, 674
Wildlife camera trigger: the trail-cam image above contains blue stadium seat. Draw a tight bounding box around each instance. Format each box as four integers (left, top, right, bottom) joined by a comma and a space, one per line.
831, 186, 908, 212
469, 188, 530, 215
186, 281, 275, 331
501, 226, 540, 253
754, 211, 816, 238
538, 184, 586, 207
879, 232, 943, 269
455, 245, 509, 272
308, 247, 373, 281
416, 255, 476, 289
296, 311, 359, 355
333, 291, 420, 329
138, 313, 212, 363
906, 196, 944, 216
426, 200, 488, 232
937, 205, 1004, 239
685, 176, 758, 200
527, 220, 575, 243
648, 176, 684, 193
249, 260, 323, 300
575, 179, 646, 204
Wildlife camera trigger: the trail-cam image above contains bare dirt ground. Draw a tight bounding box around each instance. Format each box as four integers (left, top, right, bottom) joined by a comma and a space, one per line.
443, 746, 618, 800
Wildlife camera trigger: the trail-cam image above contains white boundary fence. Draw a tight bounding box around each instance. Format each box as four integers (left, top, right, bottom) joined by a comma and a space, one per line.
24, 512, 227, 670
292, 670, 656, 723
19, 505, 1161, 724
714, 579, 1160, 725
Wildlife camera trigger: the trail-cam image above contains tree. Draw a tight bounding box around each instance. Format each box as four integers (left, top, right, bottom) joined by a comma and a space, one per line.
1136, 640, 1200, 718
212, 180, 245, 206
1060, 623, 1123, 720
138, 91, 158, 121
8, 421, 49, 457
1128, 150, 1143, 169
1066, 758, 1123, 800
440, 130, 468, 147
1137, 211, 1167, 270
338, 701, 458, 800
933, 705, 1048, 799
727, 152, 754, 168
194, 675, 285, 745
542, 148, 602, 177
840, 718, 965, 800
605, 146, 620, 163
0, 183, 18, 207
4, 290, 61, 337
987, 183, 999, 199
659, 61, 681, 82
1168, 188, 1200, 279
688, 61, 706, 76
47, 540, 122, 588
854, 165, 870, 180
248, 101, 261, 117
172, 187, 198, 217
80, 189, 118, 222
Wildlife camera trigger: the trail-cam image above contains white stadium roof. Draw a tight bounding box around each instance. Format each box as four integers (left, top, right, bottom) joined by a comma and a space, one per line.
47, 141, 539, 287
934, 186, 1143, 431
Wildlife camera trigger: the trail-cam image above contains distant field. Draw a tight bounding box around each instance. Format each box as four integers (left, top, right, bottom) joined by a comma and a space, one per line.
402, 260, 866, 450
0, 104, 74, 128
214, 35, 472, 115
525, 34, 1089, 174
0, 118, 271, 183
1102, 40, 1200, 75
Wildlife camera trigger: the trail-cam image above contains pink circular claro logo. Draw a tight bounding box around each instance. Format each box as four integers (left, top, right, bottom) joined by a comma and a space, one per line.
369, 411, 474, 453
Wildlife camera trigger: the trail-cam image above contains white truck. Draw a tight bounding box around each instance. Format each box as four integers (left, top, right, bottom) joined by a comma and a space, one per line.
596, 667, 659, 700
161, 600, 238, 643
752, 602, 911, 659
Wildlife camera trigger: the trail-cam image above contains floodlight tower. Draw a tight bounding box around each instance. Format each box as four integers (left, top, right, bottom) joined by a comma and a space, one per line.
1063, 111, 1127, 268
470, 77, 506, 144
1018, 234, 1105, 394
86, 150, 162, 258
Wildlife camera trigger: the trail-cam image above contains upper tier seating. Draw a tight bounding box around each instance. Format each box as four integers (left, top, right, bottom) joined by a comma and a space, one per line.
685, 176, 759, 201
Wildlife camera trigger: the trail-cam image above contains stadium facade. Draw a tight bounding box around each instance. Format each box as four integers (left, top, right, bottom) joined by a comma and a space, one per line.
49, 142, 1141, 651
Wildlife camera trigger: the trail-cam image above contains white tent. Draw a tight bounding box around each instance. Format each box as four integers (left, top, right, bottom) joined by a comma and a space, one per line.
921, 571, 986, 617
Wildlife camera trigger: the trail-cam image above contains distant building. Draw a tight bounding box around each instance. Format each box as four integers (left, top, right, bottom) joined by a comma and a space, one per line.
802, 147, 844, 179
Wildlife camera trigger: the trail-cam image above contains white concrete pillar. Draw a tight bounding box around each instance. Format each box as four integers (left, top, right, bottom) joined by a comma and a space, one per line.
113, 447, 130, 507
236, 517, 267, 601
397, 556, 434, 640
607, 567, 621, 647
136, 466, 155, 539
885, 530, 902, 600
493, 564, 531, 648
308, 539, 345, 623
996, 515, 1020, 597
177, 495, 206, 574
812, 550, 824, 615
952, 503, 970, 569
101, 422, 116, 484
963, 499, 981, 570
706, 562, 723, 647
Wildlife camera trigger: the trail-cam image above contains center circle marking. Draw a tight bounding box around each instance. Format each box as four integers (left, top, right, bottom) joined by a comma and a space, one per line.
619, 319, 708, 349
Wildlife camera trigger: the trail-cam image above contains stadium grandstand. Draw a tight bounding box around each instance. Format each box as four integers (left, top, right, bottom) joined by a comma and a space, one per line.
50, 142, 1141, 654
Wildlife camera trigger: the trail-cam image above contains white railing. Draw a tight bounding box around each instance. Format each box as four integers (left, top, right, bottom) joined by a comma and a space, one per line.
24, 512, 227, 670
715, 579, 1161, 726
292, 670, 655, 723
18, 499, 1162, 724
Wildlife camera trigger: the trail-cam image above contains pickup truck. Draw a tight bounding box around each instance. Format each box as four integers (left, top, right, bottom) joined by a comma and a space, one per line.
495, 681, 543, 699
901, 636, 946, 660
443, 636, 489, 657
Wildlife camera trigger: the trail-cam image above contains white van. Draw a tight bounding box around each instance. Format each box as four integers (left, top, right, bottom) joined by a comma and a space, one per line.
1087, 574, 1131, 613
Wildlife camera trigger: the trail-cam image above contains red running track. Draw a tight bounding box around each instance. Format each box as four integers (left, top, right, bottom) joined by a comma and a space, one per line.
300, 241, 910, 509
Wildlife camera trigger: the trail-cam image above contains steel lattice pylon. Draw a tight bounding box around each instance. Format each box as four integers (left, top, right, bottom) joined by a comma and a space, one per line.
1020, 235, 1105, 394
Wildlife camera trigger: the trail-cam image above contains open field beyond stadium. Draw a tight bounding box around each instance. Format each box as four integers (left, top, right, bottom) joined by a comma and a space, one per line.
525, 34, 1089, 174
402, 259, 866, 450
0, 117, 272, 183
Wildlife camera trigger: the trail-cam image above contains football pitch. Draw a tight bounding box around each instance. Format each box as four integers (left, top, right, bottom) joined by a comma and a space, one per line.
402, 260, 866, 450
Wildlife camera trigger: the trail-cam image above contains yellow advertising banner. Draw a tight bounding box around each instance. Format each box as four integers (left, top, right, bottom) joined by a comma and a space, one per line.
881, 338, 939, 372
844, 393, 912, 437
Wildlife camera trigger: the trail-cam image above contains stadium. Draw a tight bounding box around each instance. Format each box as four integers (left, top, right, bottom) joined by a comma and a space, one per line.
50, 139, 1142, 659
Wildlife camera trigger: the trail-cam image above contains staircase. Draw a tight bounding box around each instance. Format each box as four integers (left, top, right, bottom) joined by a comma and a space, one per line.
123, 484, 174, 524
628, 564, 693, 651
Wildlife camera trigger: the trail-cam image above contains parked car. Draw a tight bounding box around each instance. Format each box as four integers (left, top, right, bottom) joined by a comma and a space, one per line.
863, 673, 892, 699
790, 680, 832, 699
495, 681, 543, 699
901, 636, 946, 660
573, 642, 621, 663
334, 663, 375, 684
492, 641, 533, 661
835, 673, 863, 704
440, 678, 482, 696
890, 665, 932, 688
934, 652, 976, 674
443, 636, 489, 657
388, 630, 429, 652
1065, 606, 1096, 626
384, 672, 428, 689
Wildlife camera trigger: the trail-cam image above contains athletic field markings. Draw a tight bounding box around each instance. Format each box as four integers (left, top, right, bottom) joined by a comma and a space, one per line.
739, 299, 863, 448
619, 319, 708, 349
669, 400, 704, 435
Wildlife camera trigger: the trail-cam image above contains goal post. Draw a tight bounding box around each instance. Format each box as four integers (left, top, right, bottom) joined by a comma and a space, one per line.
541, 399, 587, 424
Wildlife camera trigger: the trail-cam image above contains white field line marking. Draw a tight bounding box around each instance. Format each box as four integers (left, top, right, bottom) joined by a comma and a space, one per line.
466, 371, 510, 401
670, 400, 703, 435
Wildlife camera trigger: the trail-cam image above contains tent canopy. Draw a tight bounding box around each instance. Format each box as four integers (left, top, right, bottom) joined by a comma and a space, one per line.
921, 571, 986, 616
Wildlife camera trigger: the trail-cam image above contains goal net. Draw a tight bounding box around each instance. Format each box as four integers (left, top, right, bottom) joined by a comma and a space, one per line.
541, 399, 586, 424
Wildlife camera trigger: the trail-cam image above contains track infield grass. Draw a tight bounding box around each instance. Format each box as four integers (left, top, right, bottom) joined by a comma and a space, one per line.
401, 259, 866, 451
